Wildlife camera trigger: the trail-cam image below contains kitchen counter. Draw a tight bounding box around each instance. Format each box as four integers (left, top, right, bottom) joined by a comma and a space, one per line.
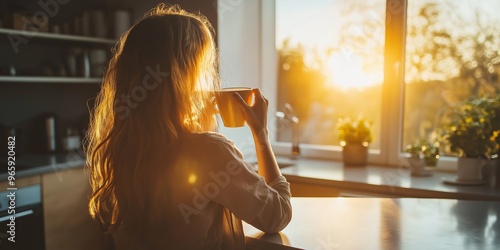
276, 157, 500, 201
0, 152, 85, 180
244, 197, 500, 250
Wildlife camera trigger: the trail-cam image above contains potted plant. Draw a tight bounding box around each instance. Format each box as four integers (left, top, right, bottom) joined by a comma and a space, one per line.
337, 115, 373, 166
405, 139, 440, 175
405, 139, 440, 166
441, 95, 500, 182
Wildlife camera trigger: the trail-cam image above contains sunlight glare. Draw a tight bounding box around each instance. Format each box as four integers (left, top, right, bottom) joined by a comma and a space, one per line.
188, 173, 197, 184
325, 53, 382, 90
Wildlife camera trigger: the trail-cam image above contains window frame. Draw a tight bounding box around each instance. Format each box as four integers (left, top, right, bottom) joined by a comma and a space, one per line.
261, 0, 457, 171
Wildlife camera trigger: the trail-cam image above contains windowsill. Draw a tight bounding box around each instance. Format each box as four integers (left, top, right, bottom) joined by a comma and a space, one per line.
273, 154, 500, 201
272, 142, 459, 172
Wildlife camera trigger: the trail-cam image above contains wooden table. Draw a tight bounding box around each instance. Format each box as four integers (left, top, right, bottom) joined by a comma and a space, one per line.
244, 198, 500, 250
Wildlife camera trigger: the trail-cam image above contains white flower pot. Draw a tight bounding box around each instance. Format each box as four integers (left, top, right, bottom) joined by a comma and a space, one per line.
457, 157, 486, 182
406, 157, 426, 174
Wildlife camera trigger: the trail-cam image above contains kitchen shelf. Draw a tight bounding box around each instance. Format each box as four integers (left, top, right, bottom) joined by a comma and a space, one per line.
0, 28, 116, 45
0, 76, 102, 84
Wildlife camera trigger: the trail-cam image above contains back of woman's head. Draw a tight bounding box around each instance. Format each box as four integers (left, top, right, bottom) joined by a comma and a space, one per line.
86, 3, 219, 235
113, 4, 218, 132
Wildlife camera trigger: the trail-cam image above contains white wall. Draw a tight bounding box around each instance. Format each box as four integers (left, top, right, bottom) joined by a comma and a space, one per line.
218, 0, 261, 89
217, 0, 263, 160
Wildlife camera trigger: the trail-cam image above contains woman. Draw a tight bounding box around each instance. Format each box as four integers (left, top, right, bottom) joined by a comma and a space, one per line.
85, 4, 292, 249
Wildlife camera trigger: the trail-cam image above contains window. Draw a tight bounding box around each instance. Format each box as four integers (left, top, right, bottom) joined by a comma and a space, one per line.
403, 0, 500, 156
267, 0, 500, 167
275, 0, 385, 150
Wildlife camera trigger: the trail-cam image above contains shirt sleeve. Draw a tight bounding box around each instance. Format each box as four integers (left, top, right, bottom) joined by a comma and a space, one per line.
201, 133, 292, 233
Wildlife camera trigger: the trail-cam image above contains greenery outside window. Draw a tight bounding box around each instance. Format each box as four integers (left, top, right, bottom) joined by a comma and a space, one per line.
263, 0, 500, 169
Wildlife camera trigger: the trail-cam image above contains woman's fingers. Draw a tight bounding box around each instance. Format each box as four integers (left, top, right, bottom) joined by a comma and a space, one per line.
231, 88, 268, 132
232, 92, 257, 127
232, 92, 251, 113
253, 88, 264, 104
252, 88, 269, 108
234, 88, 268, 131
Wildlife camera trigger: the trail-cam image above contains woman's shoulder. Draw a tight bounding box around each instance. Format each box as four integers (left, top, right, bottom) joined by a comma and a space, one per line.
182, 132, 237, 153
185, 131, 232, 143
179, 132, 243, 170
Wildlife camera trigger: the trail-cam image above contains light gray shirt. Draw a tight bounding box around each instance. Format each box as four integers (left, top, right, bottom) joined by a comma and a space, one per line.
113, 132, 292, 249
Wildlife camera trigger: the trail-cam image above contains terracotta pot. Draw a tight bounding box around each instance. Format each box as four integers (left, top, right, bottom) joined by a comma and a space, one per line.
342, 143, 368, 166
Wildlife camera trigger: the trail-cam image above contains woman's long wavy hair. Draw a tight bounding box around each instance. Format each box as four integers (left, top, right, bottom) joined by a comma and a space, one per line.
85, 4, 219, 235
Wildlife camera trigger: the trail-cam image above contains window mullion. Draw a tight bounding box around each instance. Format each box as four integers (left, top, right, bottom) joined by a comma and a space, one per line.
382, 0, 408, 166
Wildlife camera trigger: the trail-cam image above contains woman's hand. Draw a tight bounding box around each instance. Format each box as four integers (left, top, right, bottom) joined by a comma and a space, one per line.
233, 88, 280, 184
232, 88, 269, 135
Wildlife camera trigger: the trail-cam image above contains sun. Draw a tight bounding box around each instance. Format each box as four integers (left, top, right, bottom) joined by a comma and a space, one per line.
324, 52, 382, 90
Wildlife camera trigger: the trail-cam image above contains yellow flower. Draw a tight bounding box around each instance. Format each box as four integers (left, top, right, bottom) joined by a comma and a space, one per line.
490, 130, 500, 142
